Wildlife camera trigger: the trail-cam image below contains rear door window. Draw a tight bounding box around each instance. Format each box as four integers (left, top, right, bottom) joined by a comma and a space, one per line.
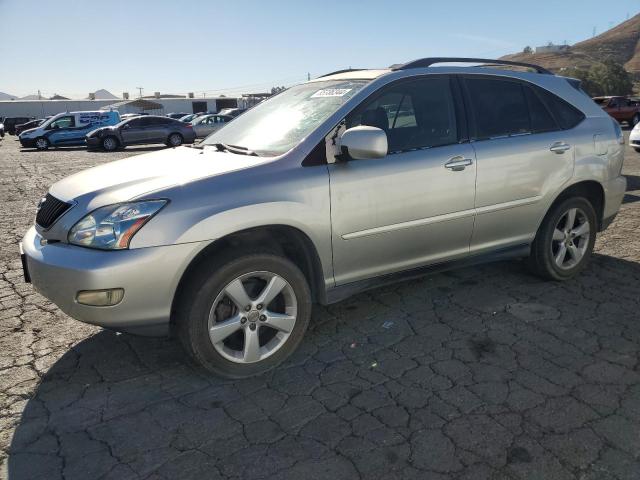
524, 86, 559, 133
463, 77, 530, 139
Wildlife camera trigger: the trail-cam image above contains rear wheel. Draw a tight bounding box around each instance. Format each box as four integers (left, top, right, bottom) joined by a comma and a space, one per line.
102, 136, 118, 151
35, 137, 49, 150
528, 197, 597, 280
167, 133, 183, 147
177, 252, 311, 378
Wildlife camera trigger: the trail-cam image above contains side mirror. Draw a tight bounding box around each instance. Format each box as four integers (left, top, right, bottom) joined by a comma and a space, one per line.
339, 126, 387, 161
122, 124, 131, 130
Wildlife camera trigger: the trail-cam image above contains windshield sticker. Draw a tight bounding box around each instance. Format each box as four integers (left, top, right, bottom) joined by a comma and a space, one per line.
311, 88, 352, 98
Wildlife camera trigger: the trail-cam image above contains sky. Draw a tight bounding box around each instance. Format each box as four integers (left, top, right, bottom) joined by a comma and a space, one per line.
0, 0, 639, 99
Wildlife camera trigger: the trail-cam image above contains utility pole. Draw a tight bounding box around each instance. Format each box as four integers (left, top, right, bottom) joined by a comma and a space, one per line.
136, 87, 144, 98
37, 89, 41, 100
307, 72, 310, 81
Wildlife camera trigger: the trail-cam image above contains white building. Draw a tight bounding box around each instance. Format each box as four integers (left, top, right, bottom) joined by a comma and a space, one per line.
0, 96, 241, 119
535, 44, 570, 54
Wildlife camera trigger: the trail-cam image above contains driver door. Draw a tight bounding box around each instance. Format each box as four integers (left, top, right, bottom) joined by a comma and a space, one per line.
120, 118, 146, 144
328, 76, 477, 285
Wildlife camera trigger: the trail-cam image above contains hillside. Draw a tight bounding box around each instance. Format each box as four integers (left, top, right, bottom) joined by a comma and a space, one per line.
0, 92, 17, 100
502, 13, 640, 75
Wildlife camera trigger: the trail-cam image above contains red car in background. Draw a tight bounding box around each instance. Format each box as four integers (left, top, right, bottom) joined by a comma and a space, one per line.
593, 96, 640, 126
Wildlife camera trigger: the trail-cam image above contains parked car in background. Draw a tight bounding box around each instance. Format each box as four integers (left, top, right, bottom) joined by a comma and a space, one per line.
120, 113, 150, 121
86, 115, 196, 151
629, 121, 640, 152
593, 96, 640, 126
0, 121, 4, 138
15, 118, 46, 136
20, 58, 626, 378
4, 117, 35, 135
218, 107, 246, 117
166, 112, 190, 119
19, 111, 120, 150
179, 113, 202, 123
191, 114, 233, 138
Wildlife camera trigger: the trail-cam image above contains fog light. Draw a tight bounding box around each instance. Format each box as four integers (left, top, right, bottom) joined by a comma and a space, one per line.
76, 288, 124, 306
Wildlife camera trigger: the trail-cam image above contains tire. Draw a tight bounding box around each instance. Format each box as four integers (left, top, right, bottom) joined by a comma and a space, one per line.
528, 197, 597, 281
167, 133, 183, 147
633, 114, 640, 127
176, 252, 312, 378
634, 147, 640, 153
35, 137, 49, 150
102, 136, 119, 151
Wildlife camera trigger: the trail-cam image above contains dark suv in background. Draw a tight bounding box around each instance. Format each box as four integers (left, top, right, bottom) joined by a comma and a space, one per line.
86, 115, 197, 151
3, 117, 35, 135
15, 118, 46, 136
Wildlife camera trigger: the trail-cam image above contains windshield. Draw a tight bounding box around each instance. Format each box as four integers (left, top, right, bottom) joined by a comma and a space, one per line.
203, 80, 369, 155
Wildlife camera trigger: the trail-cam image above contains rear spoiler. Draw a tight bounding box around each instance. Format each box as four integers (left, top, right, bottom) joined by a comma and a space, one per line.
564, 77, 583, 91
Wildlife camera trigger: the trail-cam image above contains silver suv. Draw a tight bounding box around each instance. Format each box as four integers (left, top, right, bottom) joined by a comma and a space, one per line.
20, 58, 627, 378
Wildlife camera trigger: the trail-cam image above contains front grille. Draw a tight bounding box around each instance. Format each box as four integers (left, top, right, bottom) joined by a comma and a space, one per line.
36, 193, 72, 229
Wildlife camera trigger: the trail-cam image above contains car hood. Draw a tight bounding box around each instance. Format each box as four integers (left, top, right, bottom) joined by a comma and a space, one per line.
19, 127, 39, 137
49, 146, 269, 206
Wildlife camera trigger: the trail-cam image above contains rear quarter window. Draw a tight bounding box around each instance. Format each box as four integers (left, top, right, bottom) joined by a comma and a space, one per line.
536, 88, 586, 130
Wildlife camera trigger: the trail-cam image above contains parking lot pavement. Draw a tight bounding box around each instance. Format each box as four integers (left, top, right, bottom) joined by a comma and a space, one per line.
0, 134, 639, 480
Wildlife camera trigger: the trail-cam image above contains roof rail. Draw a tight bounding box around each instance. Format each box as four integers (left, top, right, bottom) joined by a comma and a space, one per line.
389, 57, 553, 75
317, 68, 365, 78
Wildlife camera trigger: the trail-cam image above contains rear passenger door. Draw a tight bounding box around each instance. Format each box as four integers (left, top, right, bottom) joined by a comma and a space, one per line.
329, 76, 477, 285
461, 75, 582, 253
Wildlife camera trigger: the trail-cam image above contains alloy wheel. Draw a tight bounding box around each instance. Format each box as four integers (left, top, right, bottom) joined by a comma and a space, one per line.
169, 134, 182, 146
207, 271, 297, 363
103, 137, 117, 151
35, 138, 48, 149
551, 207, 590, 270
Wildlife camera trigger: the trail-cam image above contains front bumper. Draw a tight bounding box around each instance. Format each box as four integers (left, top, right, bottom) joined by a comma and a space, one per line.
85, 136, 102, 149
21, 226, 207, 335
19, 137, 36, 148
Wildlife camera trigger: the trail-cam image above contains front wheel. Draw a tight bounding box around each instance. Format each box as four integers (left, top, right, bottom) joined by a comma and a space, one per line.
177, 253, 312, 378
35, 137, 49, 150
167, 133, 183, 147
528, 197, 597, 280
634, 147, 640, 153
102, 136, 119, 151
633, 114, 640, 127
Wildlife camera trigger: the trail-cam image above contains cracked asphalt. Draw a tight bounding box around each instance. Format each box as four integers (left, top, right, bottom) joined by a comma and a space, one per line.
1, 132, 640, 480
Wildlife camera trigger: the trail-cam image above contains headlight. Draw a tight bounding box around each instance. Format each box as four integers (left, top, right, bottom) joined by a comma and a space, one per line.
68, 200, 167, 249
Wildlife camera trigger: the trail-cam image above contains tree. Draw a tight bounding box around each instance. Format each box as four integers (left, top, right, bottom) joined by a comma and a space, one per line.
588, 60, 633, 96
562, 67, 603, 96
523, 46, 533, 54
563, 61, 632, 97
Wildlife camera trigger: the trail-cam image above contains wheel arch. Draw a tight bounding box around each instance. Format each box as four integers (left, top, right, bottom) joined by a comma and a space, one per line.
170, 224, 327, 328
541, 180, 605, 232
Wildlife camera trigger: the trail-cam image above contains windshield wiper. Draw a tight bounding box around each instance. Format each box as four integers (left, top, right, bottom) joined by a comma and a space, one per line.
211, 143, 259, 156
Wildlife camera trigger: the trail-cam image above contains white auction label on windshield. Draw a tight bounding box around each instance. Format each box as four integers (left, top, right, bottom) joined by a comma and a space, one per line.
311, 88, 352, 98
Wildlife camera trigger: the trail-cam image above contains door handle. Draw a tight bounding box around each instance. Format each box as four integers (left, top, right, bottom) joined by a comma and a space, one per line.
550, 142, 571, 154
444, 156, 473, 171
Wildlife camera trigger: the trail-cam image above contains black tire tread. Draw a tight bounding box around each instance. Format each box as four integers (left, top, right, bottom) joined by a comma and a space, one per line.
528, 196, 597, 281
175, 249, 311, 378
